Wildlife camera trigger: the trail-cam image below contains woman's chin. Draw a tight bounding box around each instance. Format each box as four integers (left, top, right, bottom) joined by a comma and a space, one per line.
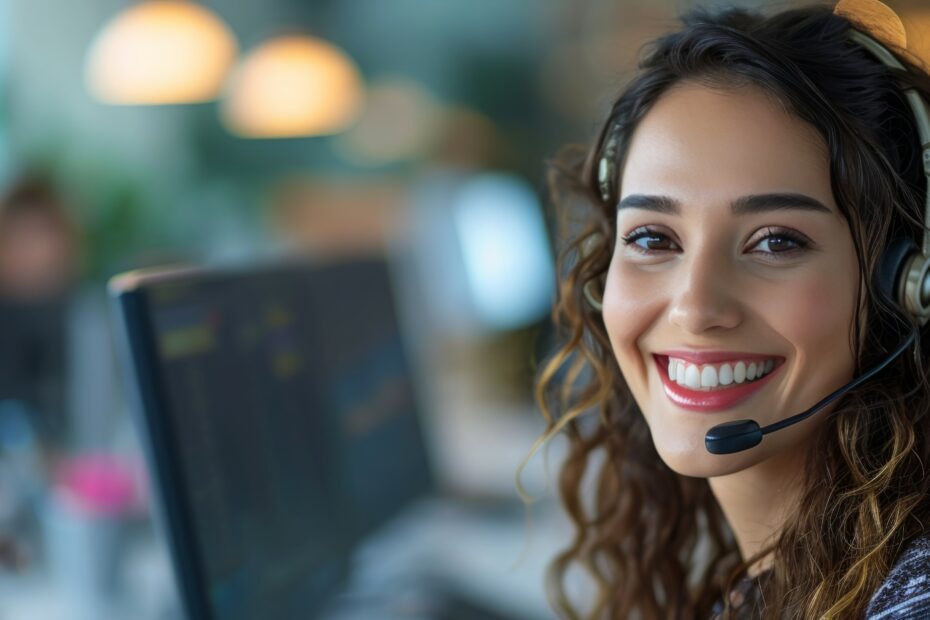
653, 438, 768, 479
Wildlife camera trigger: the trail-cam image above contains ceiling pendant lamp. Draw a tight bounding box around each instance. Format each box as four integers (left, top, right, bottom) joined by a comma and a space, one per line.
220, 35, 364, 139
85, 0, 237, 105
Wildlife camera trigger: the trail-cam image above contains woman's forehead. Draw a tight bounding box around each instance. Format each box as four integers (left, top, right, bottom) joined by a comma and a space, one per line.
618, 82, 837, 217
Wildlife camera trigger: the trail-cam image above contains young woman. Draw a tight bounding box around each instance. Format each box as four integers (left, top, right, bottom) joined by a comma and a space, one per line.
527, 2, 930, 617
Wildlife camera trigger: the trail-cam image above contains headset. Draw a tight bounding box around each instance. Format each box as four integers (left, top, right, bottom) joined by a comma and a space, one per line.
584, 26, 930, 455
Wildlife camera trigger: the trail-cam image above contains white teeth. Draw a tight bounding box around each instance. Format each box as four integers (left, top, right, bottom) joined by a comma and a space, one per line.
734, 361, 746, 383
665, 356, 777, 391
719, 364, 733, 385
701, 365, 718, 387
685, 364, 701, 389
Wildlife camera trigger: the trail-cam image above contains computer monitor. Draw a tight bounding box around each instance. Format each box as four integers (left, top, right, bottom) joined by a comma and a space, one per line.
110, 256, 435, 620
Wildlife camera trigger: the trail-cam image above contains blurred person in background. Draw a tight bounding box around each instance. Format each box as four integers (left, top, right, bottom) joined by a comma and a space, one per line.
530, 2, 930, 619
0, 176, 80, 455
0, 175, 123, 573
0, 175, 122, 458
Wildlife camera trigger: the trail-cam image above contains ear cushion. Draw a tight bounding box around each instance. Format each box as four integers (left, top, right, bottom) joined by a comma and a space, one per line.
876, 236, 918, 307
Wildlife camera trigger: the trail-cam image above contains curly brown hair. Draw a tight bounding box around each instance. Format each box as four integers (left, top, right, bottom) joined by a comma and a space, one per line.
518, 4, 930, 618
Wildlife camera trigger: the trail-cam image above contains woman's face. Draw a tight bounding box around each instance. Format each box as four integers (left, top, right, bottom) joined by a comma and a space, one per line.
602, 82, 861, 477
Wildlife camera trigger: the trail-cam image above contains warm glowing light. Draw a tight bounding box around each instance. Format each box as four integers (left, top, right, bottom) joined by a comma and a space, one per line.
221, 36, 364, 139
835, 0, 907, 49
85, 0, 237, 105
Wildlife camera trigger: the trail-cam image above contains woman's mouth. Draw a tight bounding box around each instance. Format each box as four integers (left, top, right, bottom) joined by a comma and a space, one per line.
653, 353, 784, 412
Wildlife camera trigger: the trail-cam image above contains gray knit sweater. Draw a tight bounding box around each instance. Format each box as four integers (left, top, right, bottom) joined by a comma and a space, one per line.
865, 532, 930, 619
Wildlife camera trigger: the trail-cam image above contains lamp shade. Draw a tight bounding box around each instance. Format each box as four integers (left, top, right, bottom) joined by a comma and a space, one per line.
85, 0, 237, 105
220, 35, 364, 138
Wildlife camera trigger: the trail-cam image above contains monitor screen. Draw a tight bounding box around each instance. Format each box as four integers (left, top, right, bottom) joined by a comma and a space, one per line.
111, 257, 434, 620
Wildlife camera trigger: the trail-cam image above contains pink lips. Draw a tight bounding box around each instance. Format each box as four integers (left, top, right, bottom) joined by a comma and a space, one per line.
654, 354, 783, 413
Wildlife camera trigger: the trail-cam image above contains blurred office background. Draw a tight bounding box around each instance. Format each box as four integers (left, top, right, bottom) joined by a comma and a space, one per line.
0, 0, 927, 618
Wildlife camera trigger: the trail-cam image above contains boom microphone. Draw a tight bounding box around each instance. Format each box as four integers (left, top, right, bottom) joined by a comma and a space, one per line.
703, 327, 917, 455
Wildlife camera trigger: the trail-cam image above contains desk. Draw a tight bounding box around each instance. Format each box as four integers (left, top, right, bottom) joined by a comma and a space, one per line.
0, 495, 571, 620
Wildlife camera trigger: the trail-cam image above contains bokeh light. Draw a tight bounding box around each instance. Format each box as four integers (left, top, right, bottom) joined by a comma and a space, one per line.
220, 35, 364, 139
84, 0, 237, 105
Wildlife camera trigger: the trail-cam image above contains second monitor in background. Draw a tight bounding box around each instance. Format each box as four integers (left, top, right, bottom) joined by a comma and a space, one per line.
111, 257, 434, 620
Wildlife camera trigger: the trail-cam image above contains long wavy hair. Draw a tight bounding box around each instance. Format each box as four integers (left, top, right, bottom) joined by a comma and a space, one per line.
519, 4, 930, 618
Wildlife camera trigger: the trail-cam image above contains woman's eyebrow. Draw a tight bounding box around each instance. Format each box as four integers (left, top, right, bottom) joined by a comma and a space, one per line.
616, 192, 833, 216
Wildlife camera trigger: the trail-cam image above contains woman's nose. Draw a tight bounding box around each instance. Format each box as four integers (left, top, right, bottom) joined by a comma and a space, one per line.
667, 249, 743, 335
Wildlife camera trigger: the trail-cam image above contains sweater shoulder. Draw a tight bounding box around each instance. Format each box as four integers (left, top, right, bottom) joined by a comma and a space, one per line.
866, 532, 930, 619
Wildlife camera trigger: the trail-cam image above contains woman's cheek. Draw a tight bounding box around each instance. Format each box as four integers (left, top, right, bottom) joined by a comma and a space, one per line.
602, 262, 662, 382
753, 272, 857, 447
764, 267, 857, 372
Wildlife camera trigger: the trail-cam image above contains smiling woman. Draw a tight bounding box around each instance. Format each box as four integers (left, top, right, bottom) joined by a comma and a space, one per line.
607, 82, 859, 480
523, 2, 930, 619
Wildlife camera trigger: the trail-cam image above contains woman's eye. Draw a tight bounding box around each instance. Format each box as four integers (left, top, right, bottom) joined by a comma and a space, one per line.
619, 226, 810, 260
750, 231, 805, 255
747, 227, 810, 258
620, 228, 679, 253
